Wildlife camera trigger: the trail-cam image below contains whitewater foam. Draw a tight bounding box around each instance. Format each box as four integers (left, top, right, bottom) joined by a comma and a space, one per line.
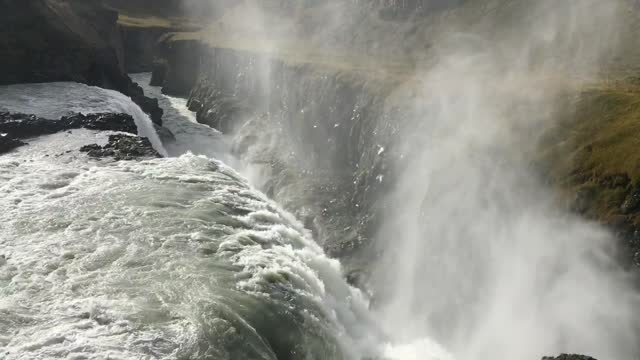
0, 78, 464, 359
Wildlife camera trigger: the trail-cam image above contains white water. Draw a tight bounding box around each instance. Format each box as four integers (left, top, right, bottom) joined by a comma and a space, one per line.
0, 81, 409, 359
6, 58, 632, 359
130, 73, 229, 161
137, 76, 460, 360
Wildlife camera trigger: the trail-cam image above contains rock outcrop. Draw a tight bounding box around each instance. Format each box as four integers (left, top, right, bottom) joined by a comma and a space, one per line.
0, 112, 160, 160
0, 112, 138, 139
155, 37, 203, 96
0, 135, 26, 154
80, 134, 160, 160
0, 0, 163, 125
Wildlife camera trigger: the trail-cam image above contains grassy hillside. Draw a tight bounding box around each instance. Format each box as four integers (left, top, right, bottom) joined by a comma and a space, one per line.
538, 83, 640, 228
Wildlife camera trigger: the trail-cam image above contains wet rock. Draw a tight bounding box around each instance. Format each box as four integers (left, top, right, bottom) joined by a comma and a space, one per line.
0, 134, 26, 154
80, 134, 161, 160
0, 112, 138, 139
621, 185, 640, 214
542, 355, 598, 360
62, 113, 138, 134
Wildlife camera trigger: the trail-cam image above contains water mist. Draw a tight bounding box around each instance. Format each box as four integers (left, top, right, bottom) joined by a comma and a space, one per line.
374, 1, 640, 359
176, 0, 640, 358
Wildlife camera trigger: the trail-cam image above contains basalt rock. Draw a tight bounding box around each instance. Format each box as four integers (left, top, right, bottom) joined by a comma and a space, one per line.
80, 134, 160, 160
0, 134, 26, 155
155, 38, 203, 96
0, 112, 138, 139
120, 26, 168, 73
150, 59, 169, 87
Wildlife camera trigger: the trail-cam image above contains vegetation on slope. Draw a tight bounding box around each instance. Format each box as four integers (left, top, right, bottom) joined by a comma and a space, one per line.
538, 83, 640, 263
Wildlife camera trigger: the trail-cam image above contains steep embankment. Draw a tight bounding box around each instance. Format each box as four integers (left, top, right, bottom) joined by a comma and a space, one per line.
0, 0, 163, 124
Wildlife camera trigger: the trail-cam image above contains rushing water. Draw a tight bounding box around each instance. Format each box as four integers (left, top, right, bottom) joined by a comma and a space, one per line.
0, 78, 457, 360
0, 81, 397, 359
129, 74, 229, 161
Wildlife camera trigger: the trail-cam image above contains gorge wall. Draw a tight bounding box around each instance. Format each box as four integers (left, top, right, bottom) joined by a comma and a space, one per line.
148, 0, 640, 281
152, 40, 408, 280
0, 0, 163, 124
3, 1, 640, 358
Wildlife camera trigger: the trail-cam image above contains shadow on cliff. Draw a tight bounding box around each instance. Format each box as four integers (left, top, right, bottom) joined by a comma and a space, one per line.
0, 0, 163, 124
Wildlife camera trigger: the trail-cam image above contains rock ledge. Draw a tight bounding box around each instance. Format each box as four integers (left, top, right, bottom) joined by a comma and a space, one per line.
80, 134, 160, 160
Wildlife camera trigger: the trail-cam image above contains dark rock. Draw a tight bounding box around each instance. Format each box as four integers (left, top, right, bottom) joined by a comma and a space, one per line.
0, 0, 163, 125
120, 26, 168, 73
156, 38, 202, 96
187, 79, 250, 133
80, 134, 161, 160
621, 185, 640, 214
61, 113, 138, 134
542, 355, 598, 360
0, 112, 138, 139
0, 134, 27, 154
600, 173, 630, 188
122, 81, 163, 126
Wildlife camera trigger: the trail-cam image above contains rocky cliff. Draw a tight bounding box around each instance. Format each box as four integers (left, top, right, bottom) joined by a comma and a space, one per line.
0, 0, 163, 125
159, 41, 396, 273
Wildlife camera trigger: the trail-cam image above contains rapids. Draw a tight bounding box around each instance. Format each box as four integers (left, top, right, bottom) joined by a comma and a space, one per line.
0, 80, 410, 359
4, 74, 608, 360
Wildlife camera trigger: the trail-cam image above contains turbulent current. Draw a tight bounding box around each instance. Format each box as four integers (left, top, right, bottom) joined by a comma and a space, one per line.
0, 78, 447, 359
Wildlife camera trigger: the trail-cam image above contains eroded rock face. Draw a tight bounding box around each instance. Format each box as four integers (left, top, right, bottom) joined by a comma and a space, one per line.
80, 134, 160, 160
0, 134, 26, 154
156, 38, 203, 96
0, 112, 138, 139
0, 0, 163, 125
